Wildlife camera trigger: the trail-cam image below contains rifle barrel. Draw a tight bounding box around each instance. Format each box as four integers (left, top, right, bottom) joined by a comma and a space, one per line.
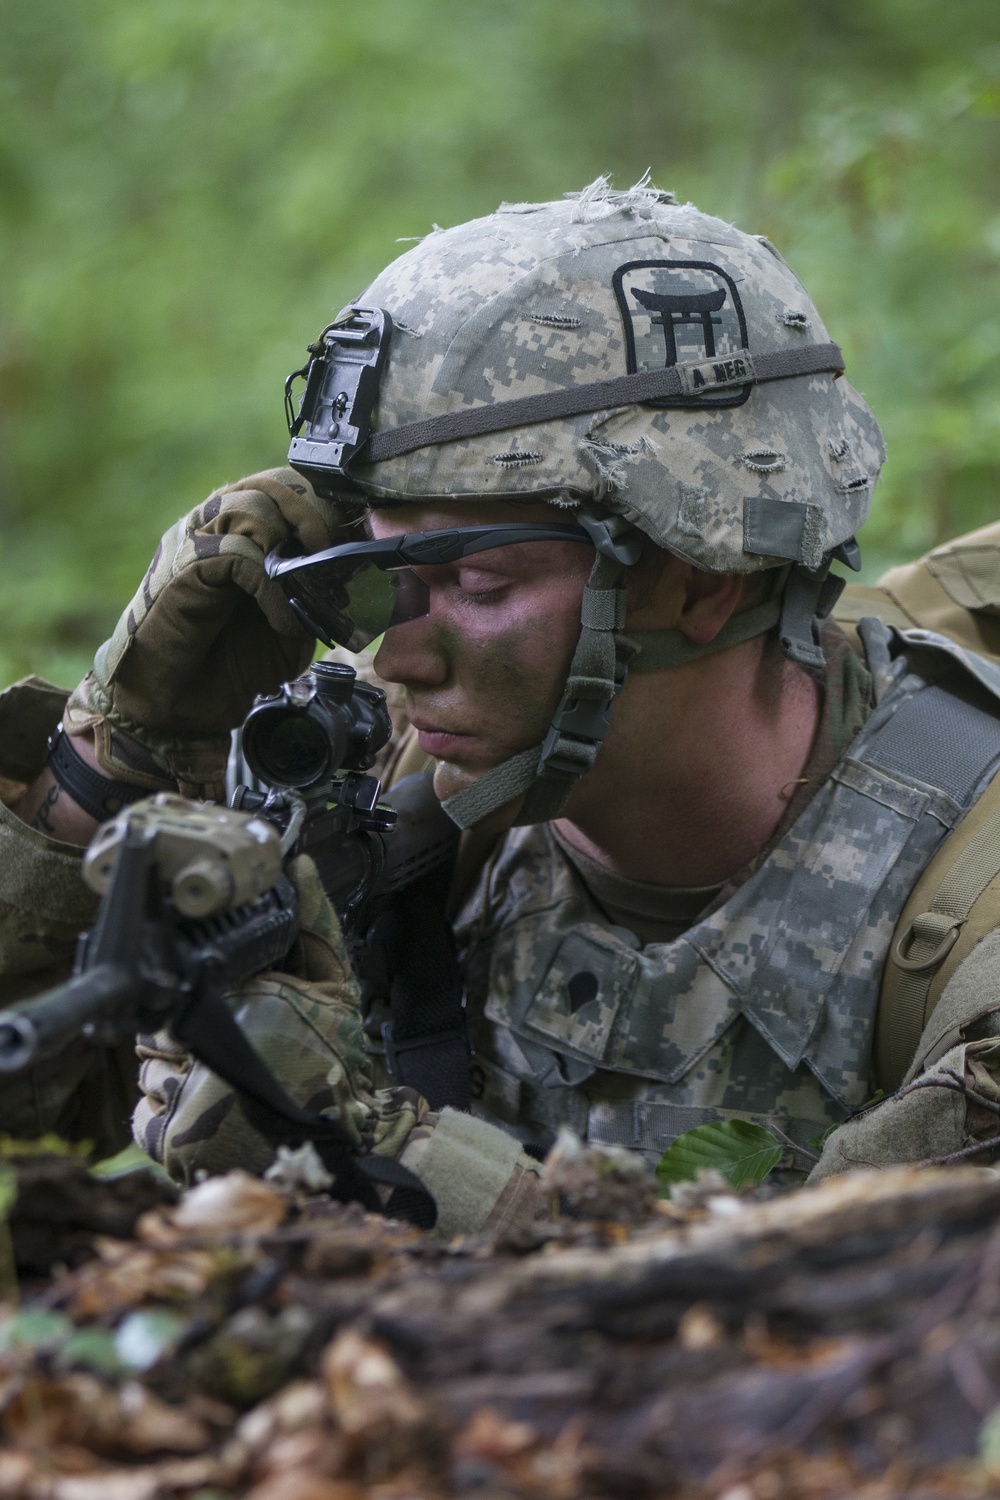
0, 963, 134, 1071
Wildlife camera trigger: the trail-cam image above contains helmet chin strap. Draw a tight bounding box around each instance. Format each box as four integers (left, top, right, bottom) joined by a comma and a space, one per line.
441, 512, 639, 831
440, 554, 841, 831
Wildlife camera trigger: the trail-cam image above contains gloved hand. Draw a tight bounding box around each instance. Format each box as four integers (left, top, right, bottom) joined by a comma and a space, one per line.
63, 467, 353, 801
133, 855, 544, 1237
133, 854, 430, 1182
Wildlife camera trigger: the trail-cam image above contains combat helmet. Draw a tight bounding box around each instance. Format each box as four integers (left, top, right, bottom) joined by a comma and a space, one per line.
280, 178, 886, 828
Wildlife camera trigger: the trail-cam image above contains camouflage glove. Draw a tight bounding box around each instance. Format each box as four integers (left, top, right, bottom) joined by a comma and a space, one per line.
64, 468, 350, 801
133, 854, 427, 1180
133, 855, 543, 1235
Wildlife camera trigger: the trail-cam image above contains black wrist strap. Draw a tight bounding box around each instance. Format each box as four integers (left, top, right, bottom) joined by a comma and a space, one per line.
47, 726, 150, 823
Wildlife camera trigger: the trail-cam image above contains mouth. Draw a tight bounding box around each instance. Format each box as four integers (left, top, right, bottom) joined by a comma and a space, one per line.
410, 720, 478, 759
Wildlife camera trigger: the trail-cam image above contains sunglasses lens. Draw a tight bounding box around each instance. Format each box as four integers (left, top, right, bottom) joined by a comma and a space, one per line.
281, 559, 430, 651
386, 567, 432, 632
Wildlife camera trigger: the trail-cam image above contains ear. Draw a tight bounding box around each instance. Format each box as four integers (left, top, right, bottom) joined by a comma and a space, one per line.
623, 550, 750, 641
677, 564, 745, 645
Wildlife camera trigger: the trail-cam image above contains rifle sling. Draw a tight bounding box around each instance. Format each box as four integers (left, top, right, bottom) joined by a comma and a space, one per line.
357, 771, 471, 1113
172, 976, 437, 1228
369, 856, 472, 1111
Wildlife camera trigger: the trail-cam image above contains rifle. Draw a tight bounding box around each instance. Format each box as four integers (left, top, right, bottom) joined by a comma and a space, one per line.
0, 662, 455, 1228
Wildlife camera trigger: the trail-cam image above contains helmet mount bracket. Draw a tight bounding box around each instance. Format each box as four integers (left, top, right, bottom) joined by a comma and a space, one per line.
286, 308, 393, 495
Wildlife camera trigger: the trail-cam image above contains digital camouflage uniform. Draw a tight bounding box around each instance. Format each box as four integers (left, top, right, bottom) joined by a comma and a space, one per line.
329, 183, 1000, 1187
0, 666, 540, 1235
5, 183, 1000, 1230
450, 623, 1000, 1167
124, 609, 1000, 1193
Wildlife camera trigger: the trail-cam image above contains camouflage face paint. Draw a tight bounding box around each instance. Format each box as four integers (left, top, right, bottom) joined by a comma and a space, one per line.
424, 618, 577, 805
370, 530, 593, 805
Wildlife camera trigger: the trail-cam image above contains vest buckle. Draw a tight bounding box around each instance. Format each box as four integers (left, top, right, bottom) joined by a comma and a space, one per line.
891, 910, 961, 974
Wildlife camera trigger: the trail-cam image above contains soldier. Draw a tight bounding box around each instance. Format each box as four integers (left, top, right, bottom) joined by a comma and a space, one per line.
5, 179, 1000, 1235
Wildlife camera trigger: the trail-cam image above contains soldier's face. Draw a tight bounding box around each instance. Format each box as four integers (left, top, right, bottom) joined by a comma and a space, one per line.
367, 501, 594, 804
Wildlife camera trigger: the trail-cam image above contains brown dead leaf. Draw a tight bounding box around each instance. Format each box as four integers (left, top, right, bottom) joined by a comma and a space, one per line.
452, 1411, 590, 1500
249, 1430, 350, 1493
2, 1374, 209, 1457
111, 1381, 210, 1456
67, 1243, 228, 1320
322, 1331, 426, 1438
16, 1443, 104, 1476
0, 1448, 33, 1496
245, 1474, 365, 1500
260, 1428, 345, 1474
454, 1406, 538, 1461
169, 1171, 290, 1236
678, 1304, 727, 1350
747, 1334, 865, 1373
234, 1379, 329, 1459
16, 1455, 231, 1500
322, 1330, 446, 1480
521, 1415, 590, 1499
28, 1470, 168, 1500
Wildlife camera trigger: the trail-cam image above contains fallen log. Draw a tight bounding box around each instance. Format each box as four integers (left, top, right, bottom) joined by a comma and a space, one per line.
2, 1156, 1000, 1498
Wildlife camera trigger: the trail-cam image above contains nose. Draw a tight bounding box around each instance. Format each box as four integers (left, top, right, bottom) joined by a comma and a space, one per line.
373, 612, 450, 689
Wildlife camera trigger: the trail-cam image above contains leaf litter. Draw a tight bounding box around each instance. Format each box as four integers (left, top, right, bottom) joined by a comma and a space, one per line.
1, 1142, 1000, 1497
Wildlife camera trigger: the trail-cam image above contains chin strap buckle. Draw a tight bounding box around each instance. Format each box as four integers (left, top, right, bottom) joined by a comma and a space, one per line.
537, 670, 623, 780
575, 507, 643, 565
778, 564, 845, 671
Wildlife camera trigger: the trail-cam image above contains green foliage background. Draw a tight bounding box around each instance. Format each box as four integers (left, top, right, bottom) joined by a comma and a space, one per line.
2, 0, 999, 689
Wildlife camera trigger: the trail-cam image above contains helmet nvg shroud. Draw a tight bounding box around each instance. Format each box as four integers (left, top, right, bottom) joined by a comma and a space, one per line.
281, 178, 886, 829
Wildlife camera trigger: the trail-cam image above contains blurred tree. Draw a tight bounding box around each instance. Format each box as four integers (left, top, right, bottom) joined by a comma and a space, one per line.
1, 0, 998, 687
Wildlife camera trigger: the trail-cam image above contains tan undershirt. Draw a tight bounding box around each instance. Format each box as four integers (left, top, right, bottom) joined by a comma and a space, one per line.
553, 623, 873, 947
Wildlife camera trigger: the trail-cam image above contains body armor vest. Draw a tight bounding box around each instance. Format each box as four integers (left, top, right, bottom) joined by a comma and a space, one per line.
453, 629, 1000, 1161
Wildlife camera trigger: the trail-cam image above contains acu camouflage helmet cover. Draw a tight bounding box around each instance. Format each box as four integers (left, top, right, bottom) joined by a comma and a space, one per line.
344, 177, 885, 577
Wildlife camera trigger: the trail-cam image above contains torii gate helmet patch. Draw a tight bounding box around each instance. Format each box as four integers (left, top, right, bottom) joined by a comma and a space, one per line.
612, 259, 750, 408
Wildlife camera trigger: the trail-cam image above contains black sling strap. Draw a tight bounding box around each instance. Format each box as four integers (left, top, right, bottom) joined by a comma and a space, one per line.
358, 773, 471, 1111
172, 968, 438, 1227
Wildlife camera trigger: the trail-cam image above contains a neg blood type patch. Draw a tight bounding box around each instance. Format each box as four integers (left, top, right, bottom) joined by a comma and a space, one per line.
612, 259, 751, 408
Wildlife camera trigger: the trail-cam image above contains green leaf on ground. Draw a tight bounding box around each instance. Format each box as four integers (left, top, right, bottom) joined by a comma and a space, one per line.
59, 1327, 123, 1377
90, 1142, 173, 1183
656, 1120, 783, 1194
0, 1309, 74, 1353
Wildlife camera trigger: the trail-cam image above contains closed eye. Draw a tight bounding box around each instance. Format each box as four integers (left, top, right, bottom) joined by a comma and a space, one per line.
454, 565, 513, 599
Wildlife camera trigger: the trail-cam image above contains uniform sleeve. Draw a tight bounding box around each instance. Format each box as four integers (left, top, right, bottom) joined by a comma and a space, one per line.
810, 929, 1000, 1180
0, 678, 140, 1153
0, 677, 99, 996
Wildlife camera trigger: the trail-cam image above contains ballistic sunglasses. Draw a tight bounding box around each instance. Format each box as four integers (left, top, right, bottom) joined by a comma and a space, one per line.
265, 523, 594, 652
